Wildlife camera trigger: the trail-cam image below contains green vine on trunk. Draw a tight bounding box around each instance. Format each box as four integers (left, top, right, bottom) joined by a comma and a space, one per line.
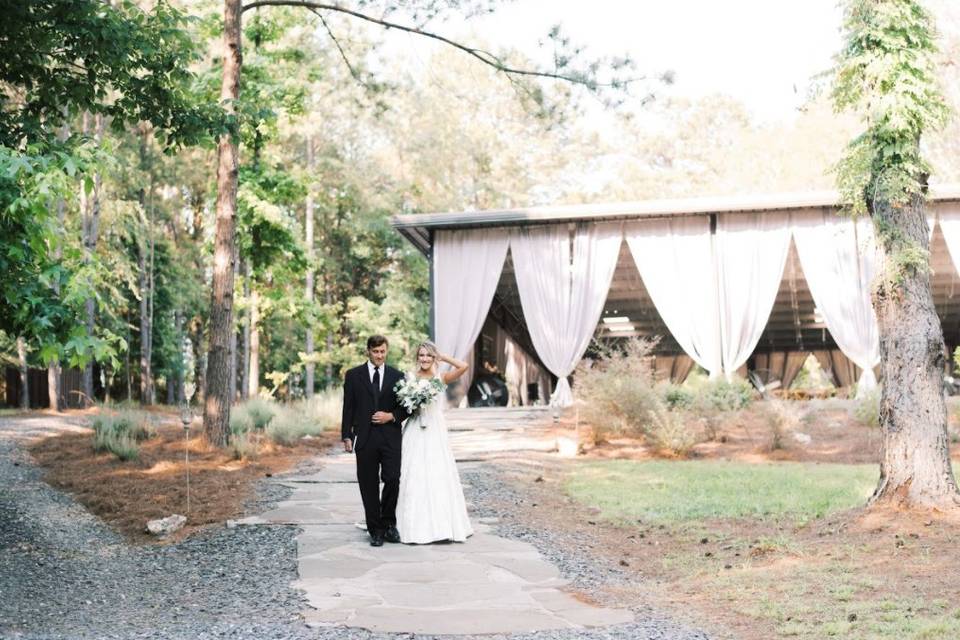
832, 0, 947, 287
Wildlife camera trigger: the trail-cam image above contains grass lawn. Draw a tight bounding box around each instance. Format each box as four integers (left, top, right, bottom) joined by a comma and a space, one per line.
555, 459, 960, 639
565, 460, 878, 524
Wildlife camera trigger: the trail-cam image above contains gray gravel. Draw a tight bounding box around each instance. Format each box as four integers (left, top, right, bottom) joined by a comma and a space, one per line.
1, 417, 712, 639
459, 464, 714, 640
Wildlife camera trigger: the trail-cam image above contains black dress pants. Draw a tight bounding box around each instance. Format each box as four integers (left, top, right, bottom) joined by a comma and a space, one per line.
355, 425, 401, 535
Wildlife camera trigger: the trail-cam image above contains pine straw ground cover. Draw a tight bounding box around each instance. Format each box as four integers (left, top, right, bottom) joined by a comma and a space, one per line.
27, 409, 340, 543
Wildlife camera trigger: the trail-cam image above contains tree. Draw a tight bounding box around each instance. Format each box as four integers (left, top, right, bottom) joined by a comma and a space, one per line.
202, 0, 647, 445
0, 0, 218, 395
832, 0, 960, 509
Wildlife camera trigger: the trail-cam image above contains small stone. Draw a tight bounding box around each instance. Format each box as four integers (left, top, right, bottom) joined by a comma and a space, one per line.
146, 514, 186, 537
724, 564, 733, 569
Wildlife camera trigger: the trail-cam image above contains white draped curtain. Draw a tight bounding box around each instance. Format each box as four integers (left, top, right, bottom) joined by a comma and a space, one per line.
433, 228, 510, 368
625, 217, 723, 376
715, 211, 792, 375
792, 210, 880, 392
936, 202, 960, 276
511, 223, 621, 407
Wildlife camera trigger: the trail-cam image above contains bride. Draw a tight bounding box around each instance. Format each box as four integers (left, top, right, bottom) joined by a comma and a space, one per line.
396, 341, 474, 544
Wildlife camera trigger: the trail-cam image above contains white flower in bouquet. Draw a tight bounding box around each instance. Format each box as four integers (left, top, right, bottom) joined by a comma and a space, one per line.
394, 377, 445, 428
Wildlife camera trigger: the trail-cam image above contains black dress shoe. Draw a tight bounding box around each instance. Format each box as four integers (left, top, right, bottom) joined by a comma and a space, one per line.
384, 526, 401, 543
369, 531, 384, 547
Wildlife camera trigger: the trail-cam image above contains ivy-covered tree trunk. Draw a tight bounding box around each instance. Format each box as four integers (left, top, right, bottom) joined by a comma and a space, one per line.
833, 0, 960, 510
871, 196, 960, 508
204, 0, 242, 446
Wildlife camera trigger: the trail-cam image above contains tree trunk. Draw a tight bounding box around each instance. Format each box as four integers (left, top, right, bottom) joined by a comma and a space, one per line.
240, 259, 250, 400
17, 337, 29, 410
228, 241, 240, 403
304, 136, 315, 398
138, 225, 153, 405
174, 311, 185, 404
47, 122, 69, 412
871, 195, 960, 509
80, 112, 103, 407
203, 0, 243, 446
248, 288, 260, 398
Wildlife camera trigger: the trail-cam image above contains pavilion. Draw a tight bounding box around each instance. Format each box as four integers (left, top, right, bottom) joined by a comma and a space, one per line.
392, 187, 960, 407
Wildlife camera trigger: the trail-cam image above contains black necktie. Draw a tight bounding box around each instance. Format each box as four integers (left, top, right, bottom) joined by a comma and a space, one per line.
372, 367, 381, 398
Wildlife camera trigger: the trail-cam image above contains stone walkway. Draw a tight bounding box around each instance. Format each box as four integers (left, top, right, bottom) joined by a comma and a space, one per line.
236, 408, 633, 635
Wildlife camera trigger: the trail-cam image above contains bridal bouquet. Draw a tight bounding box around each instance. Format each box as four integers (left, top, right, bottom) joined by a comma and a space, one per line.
394, 377, 445, 428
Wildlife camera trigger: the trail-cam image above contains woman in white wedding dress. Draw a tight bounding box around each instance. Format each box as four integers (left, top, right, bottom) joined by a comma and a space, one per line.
396, 342, 474, 544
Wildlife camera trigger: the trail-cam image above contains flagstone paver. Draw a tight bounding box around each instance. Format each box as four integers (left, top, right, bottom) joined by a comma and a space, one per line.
236, 408, 634, 635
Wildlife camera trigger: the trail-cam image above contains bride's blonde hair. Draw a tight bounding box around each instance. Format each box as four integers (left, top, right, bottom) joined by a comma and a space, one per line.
415, 341, 440, 373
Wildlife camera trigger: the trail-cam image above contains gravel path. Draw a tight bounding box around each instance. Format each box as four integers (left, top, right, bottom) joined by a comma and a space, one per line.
0, 416, 712, 640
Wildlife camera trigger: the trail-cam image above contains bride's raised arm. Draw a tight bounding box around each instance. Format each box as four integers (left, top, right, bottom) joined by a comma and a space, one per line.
438, 352, 469, 385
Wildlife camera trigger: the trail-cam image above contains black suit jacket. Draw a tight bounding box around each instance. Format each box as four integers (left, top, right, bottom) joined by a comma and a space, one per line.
341, 363, 408, 450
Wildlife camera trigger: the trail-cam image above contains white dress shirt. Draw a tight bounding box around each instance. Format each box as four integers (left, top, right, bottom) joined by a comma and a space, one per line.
366, 361, 383, 392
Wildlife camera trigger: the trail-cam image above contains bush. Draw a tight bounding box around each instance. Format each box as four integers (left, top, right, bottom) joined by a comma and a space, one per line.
575, 338, 661, 442
645, 403, 699, 457
299, 387, 343, 432
229, 431, 258, 460
758, 400, 802, 451
266, 406, 326, 446
660, 383, 695, 410
698, 377, 755, 412
91, 410, 154, 461
690, 397, 725, 441
853, 386, 881, 427
229, 407, 255, 436
242, 397, 277, 430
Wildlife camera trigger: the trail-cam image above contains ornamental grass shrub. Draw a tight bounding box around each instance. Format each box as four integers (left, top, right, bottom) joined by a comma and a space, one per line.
266, 406, 326, 446
853, 386, 881, 427
757, 399, 803, 451
645, 403, 699, 456
300, 387, 343, 431
575, 338, 662, 443
91, 410, 155, 461
242, 397, 277, 430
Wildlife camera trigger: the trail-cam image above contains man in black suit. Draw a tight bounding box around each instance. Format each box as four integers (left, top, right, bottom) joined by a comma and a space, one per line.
341, 335, 408, 546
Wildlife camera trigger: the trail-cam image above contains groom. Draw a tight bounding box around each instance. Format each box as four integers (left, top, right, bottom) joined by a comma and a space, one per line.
341, 335, 408, 547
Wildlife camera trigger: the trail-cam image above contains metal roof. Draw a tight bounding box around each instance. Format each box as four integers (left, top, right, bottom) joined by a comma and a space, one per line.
392, 185, 960, 255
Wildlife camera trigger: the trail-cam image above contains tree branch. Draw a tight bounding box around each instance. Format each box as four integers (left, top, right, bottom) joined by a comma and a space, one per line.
241, 0, 644, 89
309, 8, 370, 89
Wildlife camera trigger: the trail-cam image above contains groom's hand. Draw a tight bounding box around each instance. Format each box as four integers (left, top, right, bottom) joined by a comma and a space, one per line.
342, 438, 353, 453
372, 411, 394, 424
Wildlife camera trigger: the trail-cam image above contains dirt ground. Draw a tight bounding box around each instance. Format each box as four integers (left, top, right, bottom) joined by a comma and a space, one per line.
491, 400, 960, 639
26, 408, 340, 543
551, 398, 960, 465
22, 401, 960, 638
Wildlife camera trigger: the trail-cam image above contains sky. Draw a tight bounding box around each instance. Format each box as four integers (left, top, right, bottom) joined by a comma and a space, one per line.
383, 0, 845, 124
